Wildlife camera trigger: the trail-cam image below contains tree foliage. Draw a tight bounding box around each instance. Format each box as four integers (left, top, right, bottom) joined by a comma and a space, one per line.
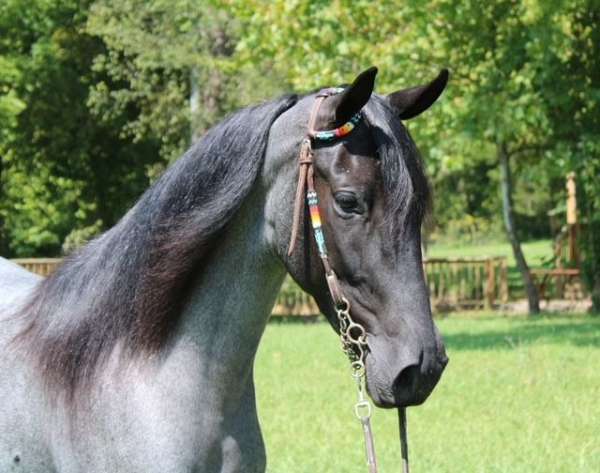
0, 0, 598, 308
538, 0, 600, 308
86, 0, 286, 162
0, 0, 159, 255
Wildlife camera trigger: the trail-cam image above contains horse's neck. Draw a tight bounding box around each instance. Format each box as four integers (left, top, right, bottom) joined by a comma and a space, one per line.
174, 198, 285, 394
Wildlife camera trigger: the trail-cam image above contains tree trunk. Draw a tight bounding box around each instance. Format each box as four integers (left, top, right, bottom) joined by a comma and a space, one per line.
592, 274, 600, 313
498, 142, 540, 315
189, 67, 201, 144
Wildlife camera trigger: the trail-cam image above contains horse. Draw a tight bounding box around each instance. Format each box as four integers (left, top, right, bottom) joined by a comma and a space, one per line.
0, 67, 448, 473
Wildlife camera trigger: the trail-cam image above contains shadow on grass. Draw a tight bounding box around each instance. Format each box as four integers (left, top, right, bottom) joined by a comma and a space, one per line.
444, 317, 600, 351
269, 314, 323, 324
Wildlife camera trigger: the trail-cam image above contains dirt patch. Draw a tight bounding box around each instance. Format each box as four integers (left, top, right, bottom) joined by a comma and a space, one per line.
497, 298, 593, 315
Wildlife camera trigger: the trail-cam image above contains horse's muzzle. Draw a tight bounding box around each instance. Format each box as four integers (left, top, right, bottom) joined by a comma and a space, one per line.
391, 350, 448, 406
365, 340, 448, 408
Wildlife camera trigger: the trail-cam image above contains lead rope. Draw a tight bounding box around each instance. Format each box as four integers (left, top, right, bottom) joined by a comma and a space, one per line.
288, 88, 410, 473
399, 408, 410, 473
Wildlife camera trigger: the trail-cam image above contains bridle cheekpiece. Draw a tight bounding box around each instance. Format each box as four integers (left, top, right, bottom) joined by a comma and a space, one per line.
286, 88, 382, 472
287, 87, 363, 308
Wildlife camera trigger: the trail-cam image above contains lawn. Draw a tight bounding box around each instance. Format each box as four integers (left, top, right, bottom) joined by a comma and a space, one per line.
426, 239, 554, 267
255, 314, 600, 472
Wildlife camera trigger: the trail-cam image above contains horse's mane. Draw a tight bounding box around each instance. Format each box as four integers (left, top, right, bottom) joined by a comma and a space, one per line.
15, 94, 297, 402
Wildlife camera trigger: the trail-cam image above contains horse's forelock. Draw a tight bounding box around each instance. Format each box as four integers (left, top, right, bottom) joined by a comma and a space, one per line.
363, 96, 431, 239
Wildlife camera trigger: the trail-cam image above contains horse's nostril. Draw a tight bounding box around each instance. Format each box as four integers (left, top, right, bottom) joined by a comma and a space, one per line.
392, 364, 419, 394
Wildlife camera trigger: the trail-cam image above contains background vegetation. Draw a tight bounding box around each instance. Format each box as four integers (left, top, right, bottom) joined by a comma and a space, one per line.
0, 0, 598, 306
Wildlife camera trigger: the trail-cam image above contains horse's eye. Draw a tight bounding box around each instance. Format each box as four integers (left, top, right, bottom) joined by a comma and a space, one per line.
334, 191, 361, 214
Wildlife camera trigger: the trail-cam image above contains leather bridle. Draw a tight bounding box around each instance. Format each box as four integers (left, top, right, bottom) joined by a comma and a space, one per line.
286, 88, 411, 473
287, 87, 356, 307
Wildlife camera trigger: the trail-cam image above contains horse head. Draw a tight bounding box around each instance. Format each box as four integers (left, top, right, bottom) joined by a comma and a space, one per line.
265, 67, 449, 407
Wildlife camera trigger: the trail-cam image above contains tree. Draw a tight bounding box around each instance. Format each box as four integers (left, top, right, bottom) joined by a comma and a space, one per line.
86, 0, 286, 163
537, 0, 600, 311
0, 55, 25, 253
0, 0, 160, 256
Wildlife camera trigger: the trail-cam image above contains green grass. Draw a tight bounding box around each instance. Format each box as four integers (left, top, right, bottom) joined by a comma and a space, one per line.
255, 314, 600, 472
427, 239, 554, 267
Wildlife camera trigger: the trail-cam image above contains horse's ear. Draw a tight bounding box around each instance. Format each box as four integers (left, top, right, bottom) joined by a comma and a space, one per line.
387, 69, 449, 120
331, 67, 378, 124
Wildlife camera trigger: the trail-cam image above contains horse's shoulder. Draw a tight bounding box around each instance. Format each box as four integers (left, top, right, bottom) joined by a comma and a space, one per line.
0, 258, 41, 310
0, 257, 41, 283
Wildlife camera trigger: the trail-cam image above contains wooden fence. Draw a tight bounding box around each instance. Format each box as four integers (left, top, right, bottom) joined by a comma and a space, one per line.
11, 258, 62, 277
425, 257, 509, 309
12, 256, 509, 314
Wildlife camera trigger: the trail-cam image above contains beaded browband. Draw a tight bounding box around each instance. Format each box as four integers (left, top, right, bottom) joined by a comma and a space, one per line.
309, 88, 363, 141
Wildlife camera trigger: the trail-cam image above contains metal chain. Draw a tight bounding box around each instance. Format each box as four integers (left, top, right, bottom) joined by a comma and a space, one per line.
336, 297, 378, 473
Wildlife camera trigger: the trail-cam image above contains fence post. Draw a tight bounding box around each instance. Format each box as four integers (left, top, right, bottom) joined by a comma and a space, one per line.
484, 259, 495, 309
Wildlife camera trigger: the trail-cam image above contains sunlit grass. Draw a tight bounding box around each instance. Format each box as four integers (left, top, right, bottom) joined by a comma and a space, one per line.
255, 313, 600, 472
426, 239, 554, 267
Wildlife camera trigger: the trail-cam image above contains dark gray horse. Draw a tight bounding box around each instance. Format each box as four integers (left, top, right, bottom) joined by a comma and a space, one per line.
0, 67, 448, 472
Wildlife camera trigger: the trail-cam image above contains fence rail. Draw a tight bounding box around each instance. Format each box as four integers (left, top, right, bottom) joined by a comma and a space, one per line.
11, 256, 509, 315
11, 258, 62, 277
425, 257, 509, 309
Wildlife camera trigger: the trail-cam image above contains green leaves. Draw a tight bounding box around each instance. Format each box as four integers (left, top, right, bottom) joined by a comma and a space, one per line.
0, 0, 161, 256
0, 56, 25, 147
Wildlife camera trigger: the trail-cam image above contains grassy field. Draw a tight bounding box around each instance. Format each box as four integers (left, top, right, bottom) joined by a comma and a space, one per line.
255, 313, 600, 472
427, 239, 554, 267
